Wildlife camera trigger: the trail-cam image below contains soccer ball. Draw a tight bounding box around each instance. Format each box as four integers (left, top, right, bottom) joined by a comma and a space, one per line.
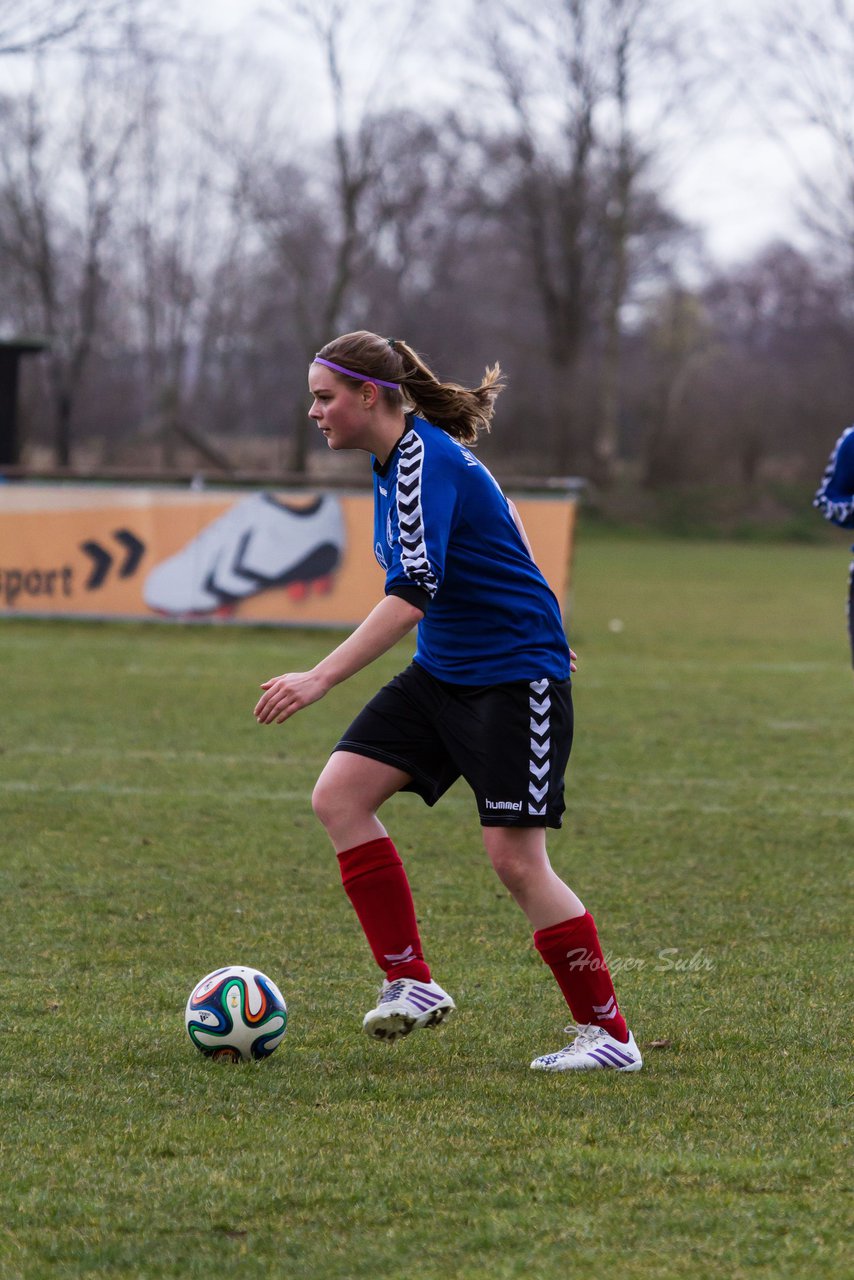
185, 965, 288, 1062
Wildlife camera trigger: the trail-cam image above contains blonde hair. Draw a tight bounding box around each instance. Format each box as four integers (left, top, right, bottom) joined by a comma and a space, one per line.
315, 330, 504, 445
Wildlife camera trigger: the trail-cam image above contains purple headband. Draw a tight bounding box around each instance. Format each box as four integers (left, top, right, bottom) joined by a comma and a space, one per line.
313, 355, 400, 390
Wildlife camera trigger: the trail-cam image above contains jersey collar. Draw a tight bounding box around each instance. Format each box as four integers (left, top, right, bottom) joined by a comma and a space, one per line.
372, 413, 416, 476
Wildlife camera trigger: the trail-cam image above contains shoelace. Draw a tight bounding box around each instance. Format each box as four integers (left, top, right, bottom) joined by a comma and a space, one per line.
560, 1023, 604, 1053
378, 979, 409, 1005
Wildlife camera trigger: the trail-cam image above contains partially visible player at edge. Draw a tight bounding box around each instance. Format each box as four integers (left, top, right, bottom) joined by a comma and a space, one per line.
254, 331, 642, 1072
814, 423, 854, 668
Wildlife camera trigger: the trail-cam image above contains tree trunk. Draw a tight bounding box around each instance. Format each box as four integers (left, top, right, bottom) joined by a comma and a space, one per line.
56, 387, 72, 468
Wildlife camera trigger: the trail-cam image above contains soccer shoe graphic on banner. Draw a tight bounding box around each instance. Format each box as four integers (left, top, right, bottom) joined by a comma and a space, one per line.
144, 492, 346, 616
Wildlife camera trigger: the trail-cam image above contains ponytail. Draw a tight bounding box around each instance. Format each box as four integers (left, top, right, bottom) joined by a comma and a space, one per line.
315, 330, 505, 445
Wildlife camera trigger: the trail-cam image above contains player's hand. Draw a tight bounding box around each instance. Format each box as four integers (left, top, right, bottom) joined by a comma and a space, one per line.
254, 669, 329, 724
570, 648, 578, 674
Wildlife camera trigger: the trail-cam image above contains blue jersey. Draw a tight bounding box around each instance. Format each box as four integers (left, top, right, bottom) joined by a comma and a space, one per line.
814, 425, 854, 548
372, 415, 571, 685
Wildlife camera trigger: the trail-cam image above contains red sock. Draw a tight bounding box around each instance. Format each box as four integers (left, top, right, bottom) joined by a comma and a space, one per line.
337, 837, 431, 983
533, 912, 628, 1042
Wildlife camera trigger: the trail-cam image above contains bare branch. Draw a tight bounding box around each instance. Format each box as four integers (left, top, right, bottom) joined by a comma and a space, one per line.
0, 1, 123, 56
729, 0, 854, 266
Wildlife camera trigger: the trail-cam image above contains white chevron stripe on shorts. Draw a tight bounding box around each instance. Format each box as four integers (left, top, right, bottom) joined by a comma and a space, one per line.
528, 678, 551, 816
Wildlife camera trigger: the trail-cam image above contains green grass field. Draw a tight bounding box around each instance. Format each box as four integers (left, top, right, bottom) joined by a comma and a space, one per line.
1, 534, 851, 1279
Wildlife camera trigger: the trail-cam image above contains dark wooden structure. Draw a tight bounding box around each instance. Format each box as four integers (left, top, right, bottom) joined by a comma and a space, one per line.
0, 338, 49, 467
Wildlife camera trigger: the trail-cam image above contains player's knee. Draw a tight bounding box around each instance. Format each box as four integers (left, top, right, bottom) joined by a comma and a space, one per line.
311, 772, 365, 833
488, 846, 534, 895
484, 829, 550, 894
311, 774, 339, 830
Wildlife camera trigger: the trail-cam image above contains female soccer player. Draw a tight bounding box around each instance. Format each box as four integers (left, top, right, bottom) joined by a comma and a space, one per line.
814, 423, 854, 667
254, 331, 642, 1072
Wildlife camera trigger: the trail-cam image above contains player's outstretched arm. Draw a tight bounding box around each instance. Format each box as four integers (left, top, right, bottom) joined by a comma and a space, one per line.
254, 594, 423, 725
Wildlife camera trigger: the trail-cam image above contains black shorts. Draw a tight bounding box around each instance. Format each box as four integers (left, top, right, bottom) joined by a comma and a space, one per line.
334, 661, 573, 828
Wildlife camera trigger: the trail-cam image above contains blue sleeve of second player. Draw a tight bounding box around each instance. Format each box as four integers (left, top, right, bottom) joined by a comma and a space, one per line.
814, 426, 854, 528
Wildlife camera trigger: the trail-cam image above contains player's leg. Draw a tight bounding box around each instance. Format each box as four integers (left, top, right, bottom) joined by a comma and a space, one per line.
313, 668, 458, 1041
482, 824, 584, 930
847, 559, 853, 668
311, 748, 408, 852
455, 677, 641, 1071
481, 824, 638, 1067
312, 749, 431, 984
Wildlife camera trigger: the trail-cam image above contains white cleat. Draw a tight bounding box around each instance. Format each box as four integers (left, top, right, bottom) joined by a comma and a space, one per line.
362, 978, 456, 1042
530, 1023, 643, 1072
143, 492, 345, 615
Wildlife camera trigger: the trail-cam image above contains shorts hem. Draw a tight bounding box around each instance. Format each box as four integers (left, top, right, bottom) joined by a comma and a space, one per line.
479, 814, 563, 830
332, 741, 442, 807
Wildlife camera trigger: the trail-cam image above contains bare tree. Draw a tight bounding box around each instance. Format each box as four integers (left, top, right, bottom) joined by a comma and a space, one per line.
469, 0, 691, 479
635, 287, 717, 489
593, 0, 698, 485
0, 64, 133, 464
255, 0, 426, 471
116, 37, 261, 471
596, 0, 638, 485
735, 0, 854, 276
700, 242, 854, 482
623, 238, 854, 495
468, 0, 606, 472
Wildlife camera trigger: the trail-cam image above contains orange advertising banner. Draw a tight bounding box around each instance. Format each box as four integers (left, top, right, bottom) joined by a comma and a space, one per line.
0, 485, 575, 626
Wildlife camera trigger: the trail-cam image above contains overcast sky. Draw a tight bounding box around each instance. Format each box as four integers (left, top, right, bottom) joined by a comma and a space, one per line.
187, 0, 825, 268
4, 0, 833, 268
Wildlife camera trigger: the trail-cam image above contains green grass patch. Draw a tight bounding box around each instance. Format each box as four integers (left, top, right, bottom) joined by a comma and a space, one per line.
1, 535, 851, 1278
